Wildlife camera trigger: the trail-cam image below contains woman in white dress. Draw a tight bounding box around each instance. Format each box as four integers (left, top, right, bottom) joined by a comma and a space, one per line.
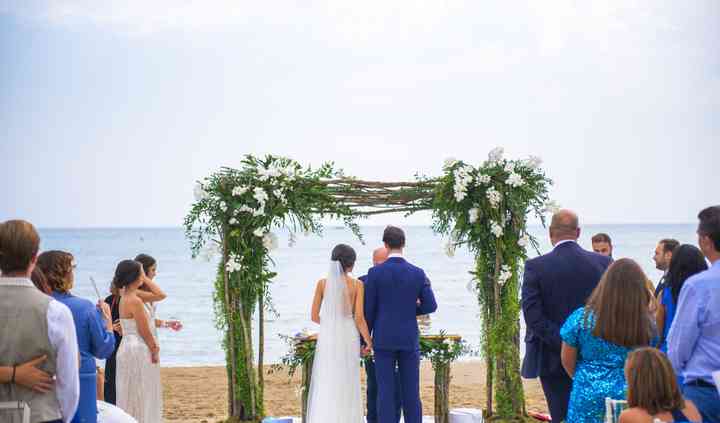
306, 244, 373, 423
113, 260, 163, 423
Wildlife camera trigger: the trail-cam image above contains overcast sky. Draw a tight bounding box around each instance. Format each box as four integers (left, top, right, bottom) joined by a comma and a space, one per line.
1, 1, 718, 228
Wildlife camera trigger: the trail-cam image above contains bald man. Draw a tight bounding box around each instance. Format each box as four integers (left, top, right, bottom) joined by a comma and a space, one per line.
359, 247, 401, 423
520, 209, 612, 422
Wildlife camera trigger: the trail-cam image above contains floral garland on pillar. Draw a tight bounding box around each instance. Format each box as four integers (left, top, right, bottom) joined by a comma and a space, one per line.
432, 148, 553, 421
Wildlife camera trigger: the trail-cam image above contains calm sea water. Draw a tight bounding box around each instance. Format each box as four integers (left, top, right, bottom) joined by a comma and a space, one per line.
38, 224, 697, 367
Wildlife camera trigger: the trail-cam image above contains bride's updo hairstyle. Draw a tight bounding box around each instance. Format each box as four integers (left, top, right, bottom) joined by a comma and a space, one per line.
331, 244, 356, 272
112, 259, 143, 289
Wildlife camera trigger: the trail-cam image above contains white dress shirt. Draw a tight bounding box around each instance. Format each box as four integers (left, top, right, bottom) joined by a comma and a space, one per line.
1, 277, 80, 422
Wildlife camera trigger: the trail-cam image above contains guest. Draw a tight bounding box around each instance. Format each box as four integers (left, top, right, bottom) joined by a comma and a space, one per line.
133, 254, 181, 332
115, 260, 163, 423
38, 250, 116, 423
591, 232, 613, 257
560, 258, 654, 422
653, 238, 680, 298
656, 244, 707, 353
0, 220, 80, 423
521, 209, 612, 422
103, 282, 123, 405
359, 247, 401, 423
668, 205, 720, 422
619, 347, 701, 423
32, 266, 53, 295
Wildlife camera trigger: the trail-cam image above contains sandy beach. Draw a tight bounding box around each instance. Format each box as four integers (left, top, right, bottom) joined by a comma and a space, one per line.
162, 361, 548, 422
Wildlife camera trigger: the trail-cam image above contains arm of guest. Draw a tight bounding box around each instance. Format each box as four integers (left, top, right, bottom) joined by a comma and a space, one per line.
135, 277, 167, 303
560, 342, 577, 378
667, 282, 702, 376
48, 300, 80, 423
354, 282, 372, 348
416, 274, 437, 315
88, 307, 116, 359
310, 279, 324, 324
521, 260, 562, 351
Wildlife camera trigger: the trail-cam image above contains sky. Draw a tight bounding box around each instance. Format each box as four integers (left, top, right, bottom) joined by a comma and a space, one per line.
1, 1, 718, 228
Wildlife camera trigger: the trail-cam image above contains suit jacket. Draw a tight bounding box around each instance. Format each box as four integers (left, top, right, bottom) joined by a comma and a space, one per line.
364, 257, 438, 351
521, 241, 612, 378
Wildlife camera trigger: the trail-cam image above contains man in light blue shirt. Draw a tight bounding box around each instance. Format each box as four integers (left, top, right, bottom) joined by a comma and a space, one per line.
668, 205, 720, 422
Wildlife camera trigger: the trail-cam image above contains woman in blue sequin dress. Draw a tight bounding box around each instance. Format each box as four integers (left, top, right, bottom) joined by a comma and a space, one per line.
561, 259, 654, 422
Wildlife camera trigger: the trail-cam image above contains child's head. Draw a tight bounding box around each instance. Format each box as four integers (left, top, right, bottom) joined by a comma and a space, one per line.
625, 347, 684, 415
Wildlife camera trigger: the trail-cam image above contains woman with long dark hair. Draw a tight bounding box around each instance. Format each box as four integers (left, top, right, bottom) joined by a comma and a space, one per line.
656, 244, 708, 353
560, 258, 654, 422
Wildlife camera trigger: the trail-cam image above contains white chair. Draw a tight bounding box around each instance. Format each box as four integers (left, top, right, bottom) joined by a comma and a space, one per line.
449, 407, 484, 422
605, 398, 628, 423
713, 371, 720, 396
96, 400, 138, 423
0, 401, 31, 423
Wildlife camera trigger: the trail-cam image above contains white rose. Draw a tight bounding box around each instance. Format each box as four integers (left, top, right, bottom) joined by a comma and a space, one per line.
490, 221, 504, 238
218, 201, 228, 212
468, 208, 480, 224
518, 235, 529, 248
504, 161, 515, 173
193, 183, 209, 201
253, 187, 269, 203
254, 228, 265, 237
506, 172, 524, 188
478, 174, 491, 184
486, 187, 502, 208
252, 207, 265, 217
229, 217, 238, 225
232, 186, 248, 196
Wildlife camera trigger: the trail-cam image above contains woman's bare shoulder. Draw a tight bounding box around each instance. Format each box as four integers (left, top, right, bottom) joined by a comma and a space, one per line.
618, 407, 649, 423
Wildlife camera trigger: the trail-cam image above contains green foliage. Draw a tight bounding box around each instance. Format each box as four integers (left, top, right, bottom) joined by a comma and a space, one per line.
419, 332, 472, 370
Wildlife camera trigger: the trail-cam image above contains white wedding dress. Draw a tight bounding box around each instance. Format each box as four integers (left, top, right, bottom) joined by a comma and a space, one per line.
306, 262, 364, 423
116, 303, 163, 423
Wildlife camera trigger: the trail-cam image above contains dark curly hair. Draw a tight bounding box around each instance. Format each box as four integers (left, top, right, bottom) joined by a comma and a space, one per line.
36, 250, 74, 293
112, 260, 143, 289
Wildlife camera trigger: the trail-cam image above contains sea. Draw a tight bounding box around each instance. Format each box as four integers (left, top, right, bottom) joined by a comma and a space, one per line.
38, 224, 698, 367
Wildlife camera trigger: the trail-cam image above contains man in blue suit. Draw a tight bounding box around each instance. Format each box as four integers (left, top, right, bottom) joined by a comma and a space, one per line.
521, 210, 612, 422
365, 226, 438, 423
359, 247, 402, 423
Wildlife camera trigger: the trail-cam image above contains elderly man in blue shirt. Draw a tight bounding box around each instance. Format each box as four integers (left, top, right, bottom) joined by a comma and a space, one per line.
668, 205, 720, 422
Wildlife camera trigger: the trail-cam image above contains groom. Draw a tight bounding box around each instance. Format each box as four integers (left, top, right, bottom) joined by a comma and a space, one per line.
365, 226, 438, 423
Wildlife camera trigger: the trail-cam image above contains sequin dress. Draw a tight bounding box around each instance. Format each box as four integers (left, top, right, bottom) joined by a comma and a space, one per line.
561, 307, 632, 423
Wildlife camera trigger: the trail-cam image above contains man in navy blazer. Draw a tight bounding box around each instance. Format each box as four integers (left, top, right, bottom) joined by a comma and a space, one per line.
521, 210, 612, 422
365, 226, 438, 423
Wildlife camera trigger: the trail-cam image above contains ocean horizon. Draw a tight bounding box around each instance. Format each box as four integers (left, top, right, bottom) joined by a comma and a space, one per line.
35, 223, 699, 367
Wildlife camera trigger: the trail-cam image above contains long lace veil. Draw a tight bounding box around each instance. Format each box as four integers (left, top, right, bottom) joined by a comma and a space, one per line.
306, 261, 363, 422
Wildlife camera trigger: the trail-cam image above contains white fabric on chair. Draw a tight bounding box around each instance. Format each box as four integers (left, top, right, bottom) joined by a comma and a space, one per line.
713, 371, 720, 396
97, 400, 138, 423
0, 401, 31, 423
449, 408, 484, 423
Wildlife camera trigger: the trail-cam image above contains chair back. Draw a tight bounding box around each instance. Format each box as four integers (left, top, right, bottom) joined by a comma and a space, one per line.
0, 401, 31, 423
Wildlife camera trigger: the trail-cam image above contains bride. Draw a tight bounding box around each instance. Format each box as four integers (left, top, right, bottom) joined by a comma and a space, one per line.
306, 244, 373, 423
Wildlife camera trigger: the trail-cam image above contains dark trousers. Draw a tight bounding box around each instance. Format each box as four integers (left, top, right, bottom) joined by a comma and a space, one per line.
365, 356, 401, 423
375, 349, 422, 423
683, 383, 720, 423
540, 373, 573, 423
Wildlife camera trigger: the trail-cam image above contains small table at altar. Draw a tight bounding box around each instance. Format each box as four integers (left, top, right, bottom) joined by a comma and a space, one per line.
296, 334, 463, 423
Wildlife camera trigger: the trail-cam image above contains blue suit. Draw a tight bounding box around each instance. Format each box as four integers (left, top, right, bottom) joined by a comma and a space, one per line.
520, 241, 611, 422
365, 257, 438, 423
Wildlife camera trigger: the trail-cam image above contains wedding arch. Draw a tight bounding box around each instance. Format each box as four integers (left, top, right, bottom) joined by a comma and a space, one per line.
184, 151, 552, 422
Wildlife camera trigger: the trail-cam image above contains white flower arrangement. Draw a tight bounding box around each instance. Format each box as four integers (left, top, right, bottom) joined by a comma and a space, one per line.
504, 161, 515, 173
486, 186, 502, 208
490, 221, 504, 238
232, 186, 248, 196
252, 207, 265, 217
253, 228, 265, 237
478, 174, 491, 185
237, 205, 254, 214
193, 183, 209, 201
497, 264, 512, 286
262, 232, 279, 251
468, 208, 480, 224
226, 253, 243, 273
219, 201, 228, 212
518, 234, 529, 248
453, 165, 474, 202
229, 217, 238, 225
506, 172, 524, 188
488, 147, 504, 164
253, 187, 269, 204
